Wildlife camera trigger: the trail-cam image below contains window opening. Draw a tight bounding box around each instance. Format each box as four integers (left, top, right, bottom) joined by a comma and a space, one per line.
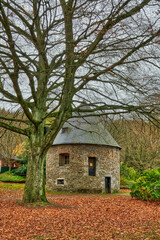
57, 179, 64, 185
88, 157, 96, 176
59, 153, 69, 166
61, 127, 69, 133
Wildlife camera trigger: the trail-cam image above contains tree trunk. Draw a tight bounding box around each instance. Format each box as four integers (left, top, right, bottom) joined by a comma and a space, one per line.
8, 161, 12, 175
22, 109, 66, 203
23, 133, 48, 203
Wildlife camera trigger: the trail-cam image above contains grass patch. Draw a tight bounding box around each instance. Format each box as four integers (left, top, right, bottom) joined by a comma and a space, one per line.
46, 189, 130, 197
0, 182, 25, 190
0, 171, 26, 183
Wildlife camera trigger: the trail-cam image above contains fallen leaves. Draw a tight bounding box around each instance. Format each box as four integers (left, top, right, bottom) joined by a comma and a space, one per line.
0, 188, 160, 240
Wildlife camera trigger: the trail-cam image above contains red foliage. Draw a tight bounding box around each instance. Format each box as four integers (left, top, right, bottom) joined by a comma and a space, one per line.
0, 189, 160, 240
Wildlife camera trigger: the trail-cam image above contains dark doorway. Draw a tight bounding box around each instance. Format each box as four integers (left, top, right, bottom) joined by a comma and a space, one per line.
105, 177, 111, 193
88, 157, 96, 176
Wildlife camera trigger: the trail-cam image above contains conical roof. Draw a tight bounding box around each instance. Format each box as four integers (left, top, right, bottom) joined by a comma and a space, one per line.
53, 114, 120, 148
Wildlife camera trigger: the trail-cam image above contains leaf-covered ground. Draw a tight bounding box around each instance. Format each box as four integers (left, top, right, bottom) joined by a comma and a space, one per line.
0, 186, 160, 240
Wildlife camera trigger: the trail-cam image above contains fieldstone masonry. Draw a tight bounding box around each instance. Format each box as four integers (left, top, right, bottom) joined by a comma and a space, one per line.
46, 144, 120, 193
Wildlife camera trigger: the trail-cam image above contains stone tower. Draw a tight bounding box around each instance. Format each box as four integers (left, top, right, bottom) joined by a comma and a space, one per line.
46, 115, 121, 193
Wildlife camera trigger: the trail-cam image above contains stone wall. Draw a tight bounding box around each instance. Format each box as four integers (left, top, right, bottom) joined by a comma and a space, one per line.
46, 144, 120, 193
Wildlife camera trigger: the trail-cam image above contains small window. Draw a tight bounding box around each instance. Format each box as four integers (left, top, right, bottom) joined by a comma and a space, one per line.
57, 179, 64, 185
59, 153, 69, 166
61, 127, 69, 133
88, 157, 96, 176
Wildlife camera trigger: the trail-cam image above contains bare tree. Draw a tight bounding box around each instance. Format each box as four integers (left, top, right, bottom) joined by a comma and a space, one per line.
0, 129, 23, 174
0, 0, 160, 202
0, 109, 25, 174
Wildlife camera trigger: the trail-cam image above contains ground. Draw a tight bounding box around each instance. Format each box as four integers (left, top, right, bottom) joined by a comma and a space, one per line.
0, 183, 160, 240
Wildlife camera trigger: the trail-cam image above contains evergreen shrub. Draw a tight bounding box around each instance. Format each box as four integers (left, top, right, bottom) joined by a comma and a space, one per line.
12, 165, 27, 176
120, 163, 139, 188
130, 168, 160, 201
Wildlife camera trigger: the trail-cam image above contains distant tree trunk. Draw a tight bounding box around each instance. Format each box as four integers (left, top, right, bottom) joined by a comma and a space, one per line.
8, 161, 12, 175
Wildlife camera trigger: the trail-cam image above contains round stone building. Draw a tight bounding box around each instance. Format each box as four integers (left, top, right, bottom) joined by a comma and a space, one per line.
46, 116, 121, 193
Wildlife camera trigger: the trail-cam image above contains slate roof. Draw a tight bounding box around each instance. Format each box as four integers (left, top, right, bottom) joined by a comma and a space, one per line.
53, 115, 120, 148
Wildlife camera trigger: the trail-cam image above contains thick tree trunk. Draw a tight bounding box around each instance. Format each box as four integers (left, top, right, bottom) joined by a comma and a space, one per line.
23, 151, 47, 203
23, 129, 48, 203
22, 108, 67, 203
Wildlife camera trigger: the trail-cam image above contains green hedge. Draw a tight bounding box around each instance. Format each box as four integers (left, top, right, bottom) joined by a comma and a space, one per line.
1, 167, 18, 173
0, 171, 26, 183
130, 168, 160, 201
11, 165, 27, 176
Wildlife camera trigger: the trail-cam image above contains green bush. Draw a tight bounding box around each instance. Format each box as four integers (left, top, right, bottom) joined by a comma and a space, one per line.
120, 163, 139, 188
120, 176, 128, 186
120, 163, 139, 181
0, 171, 26, 183
12, 165, 27, 176
130, 168, 160, 201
